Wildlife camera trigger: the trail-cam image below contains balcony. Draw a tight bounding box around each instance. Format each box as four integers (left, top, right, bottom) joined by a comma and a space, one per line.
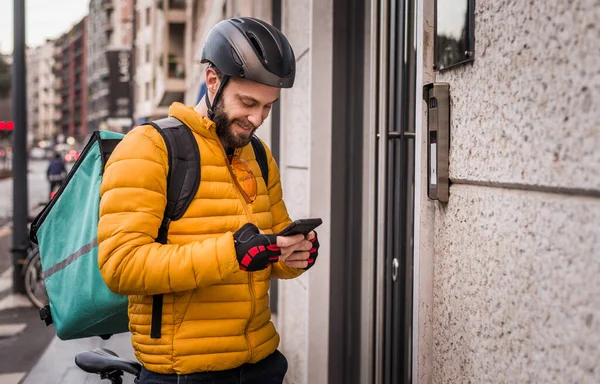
103, 22, 114, 34
166, 0, 186, 22
167, 55, 185, 79
169, 0, 186, 9
101, 0, 113, 11
166, 23, 185, 80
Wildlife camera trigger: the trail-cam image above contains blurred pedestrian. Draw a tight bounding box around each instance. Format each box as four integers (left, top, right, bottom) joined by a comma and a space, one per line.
46, 152, 66, 197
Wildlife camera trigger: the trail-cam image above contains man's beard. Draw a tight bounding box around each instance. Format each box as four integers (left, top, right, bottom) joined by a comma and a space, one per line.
213, 98, 257, 149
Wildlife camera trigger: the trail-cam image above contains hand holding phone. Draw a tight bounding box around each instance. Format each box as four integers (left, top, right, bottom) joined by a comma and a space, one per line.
276, 219, 322, 267
278, 218, 322, 237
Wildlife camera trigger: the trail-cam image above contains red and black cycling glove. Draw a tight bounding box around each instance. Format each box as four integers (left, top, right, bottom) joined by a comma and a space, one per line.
234, 223, 281, 271
303, 231, 320, 270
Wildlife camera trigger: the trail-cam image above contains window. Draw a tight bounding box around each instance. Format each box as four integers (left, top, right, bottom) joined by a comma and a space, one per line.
136, 10, 141, 31
145, 82, 150, 100
146, 8, 151, 26
435, 0, 475, 70
146, 44, 150, 63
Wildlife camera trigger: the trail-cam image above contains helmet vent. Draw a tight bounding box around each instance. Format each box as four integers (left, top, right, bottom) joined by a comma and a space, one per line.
231, 18, 243, 23
247, 33, 266, 62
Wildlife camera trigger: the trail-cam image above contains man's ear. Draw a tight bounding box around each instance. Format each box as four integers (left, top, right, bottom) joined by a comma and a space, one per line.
205, 67, 220, 94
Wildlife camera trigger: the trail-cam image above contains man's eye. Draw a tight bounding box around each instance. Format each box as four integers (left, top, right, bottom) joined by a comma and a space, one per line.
241, 100, 254, 107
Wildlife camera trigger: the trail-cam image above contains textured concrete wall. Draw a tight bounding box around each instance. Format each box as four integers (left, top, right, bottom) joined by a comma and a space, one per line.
433, 186, 599, 381
431, 0, 600, 382
439, 0, 599, 191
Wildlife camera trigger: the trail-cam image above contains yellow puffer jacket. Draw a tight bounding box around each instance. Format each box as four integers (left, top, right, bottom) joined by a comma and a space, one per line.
98, 102, 303, 374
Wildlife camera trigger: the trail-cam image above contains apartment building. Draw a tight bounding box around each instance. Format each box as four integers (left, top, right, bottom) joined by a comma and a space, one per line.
133, 0, 188, 123
54, 17, 88, 143
26, 47, 40, 146
26, 41, 59, 145
88, 0, 134, 133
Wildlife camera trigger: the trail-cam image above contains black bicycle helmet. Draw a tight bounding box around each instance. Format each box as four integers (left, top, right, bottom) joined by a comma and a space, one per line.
201, 17, 296, 119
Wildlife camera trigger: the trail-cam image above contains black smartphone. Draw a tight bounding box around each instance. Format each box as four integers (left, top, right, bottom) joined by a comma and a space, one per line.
278, 218, 322, 237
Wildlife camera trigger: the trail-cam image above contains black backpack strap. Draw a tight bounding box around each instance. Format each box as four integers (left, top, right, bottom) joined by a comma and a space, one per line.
250, 135, 269, 187
146, 117, 201, 339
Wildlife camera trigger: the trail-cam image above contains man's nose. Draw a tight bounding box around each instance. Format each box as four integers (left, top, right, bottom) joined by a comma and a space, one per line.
247, 110, 263, 128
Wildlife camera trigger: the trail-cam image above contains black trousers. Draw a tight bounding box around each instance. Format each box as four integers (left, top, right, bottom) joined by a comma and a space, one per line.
49, 180, 62, 196
137, 350, 288, 384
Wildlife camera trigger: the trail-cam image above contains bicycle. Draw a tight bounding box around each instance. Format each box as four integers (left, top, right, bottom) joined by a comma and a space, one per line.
22, 243, 48, 308
21, 182, 61, 308
75, 348, 141, 384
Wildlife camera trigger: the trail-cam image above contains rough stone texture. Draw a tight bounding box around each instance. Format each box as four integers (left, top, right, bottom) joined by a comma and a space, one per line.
436, 0, 600, 191
433, 184, 600, 382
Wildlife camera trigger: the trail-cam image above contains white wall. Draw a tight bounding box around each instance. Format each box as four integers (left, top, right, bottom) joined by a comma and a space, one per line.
278, 0, 333, 383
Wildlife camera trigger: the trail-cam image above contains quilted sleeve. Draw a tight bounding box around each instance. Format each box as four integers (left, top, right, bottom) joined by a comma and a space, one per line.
261, 144, 305, 280
97, 125, 239, 295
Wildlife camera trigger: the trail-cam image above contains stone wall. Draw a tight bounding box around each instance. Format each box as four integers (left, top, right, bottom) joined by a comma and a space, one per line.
430, 0, 600, 381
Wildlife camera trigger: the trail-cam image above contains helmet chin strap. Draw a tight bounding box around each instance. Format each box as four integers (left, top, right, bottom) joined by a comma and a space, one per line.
206, 75, 229, 120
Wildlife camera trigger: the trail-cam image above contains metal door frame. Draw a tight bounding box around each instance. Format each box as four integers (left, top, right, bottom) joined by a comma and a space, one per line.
362, 0, 419, 382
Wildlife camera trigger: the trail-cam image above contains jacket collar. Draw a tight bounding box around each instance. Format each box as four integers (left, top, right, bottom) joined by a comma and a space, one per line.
168, 102, 216, 139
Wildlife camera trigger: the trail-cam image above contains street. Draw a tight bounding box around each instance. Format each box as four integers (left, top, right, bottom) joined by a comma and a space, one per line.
0, 159, 55, 219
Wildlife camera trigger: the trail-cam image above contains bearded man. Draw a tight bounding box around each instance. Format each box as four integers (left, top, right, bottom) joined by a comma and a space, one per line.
98, 17, 320, 384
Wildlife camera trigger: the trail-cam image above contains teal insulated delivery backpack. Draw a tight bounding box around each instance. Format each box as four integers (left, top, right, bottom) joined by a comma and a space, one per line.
30, 117, 270, 340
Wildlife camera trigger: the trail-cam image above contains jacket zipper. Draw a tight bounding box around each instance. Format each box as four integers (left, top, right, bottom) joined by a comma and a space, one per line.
246, 273, 255, 361
211, 129, 255, 361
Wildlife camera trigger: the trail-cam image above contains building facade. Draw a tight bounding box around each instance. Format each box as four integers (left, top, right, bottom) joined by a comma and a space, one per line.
133, 0, 189, 123
184, 0, 600, 383
26, 46, 40, 146
88, 0, 134, 133
27, 40, 58, 146
54, 17, 88, 143
36, 41, 59, 144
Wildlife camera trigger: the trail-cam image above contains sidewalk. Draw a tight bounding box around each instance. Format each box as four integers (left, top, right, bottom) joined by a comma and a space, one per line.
0, 203, 137, 383
0, 218, 55, 384
23, 332, 136, 384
